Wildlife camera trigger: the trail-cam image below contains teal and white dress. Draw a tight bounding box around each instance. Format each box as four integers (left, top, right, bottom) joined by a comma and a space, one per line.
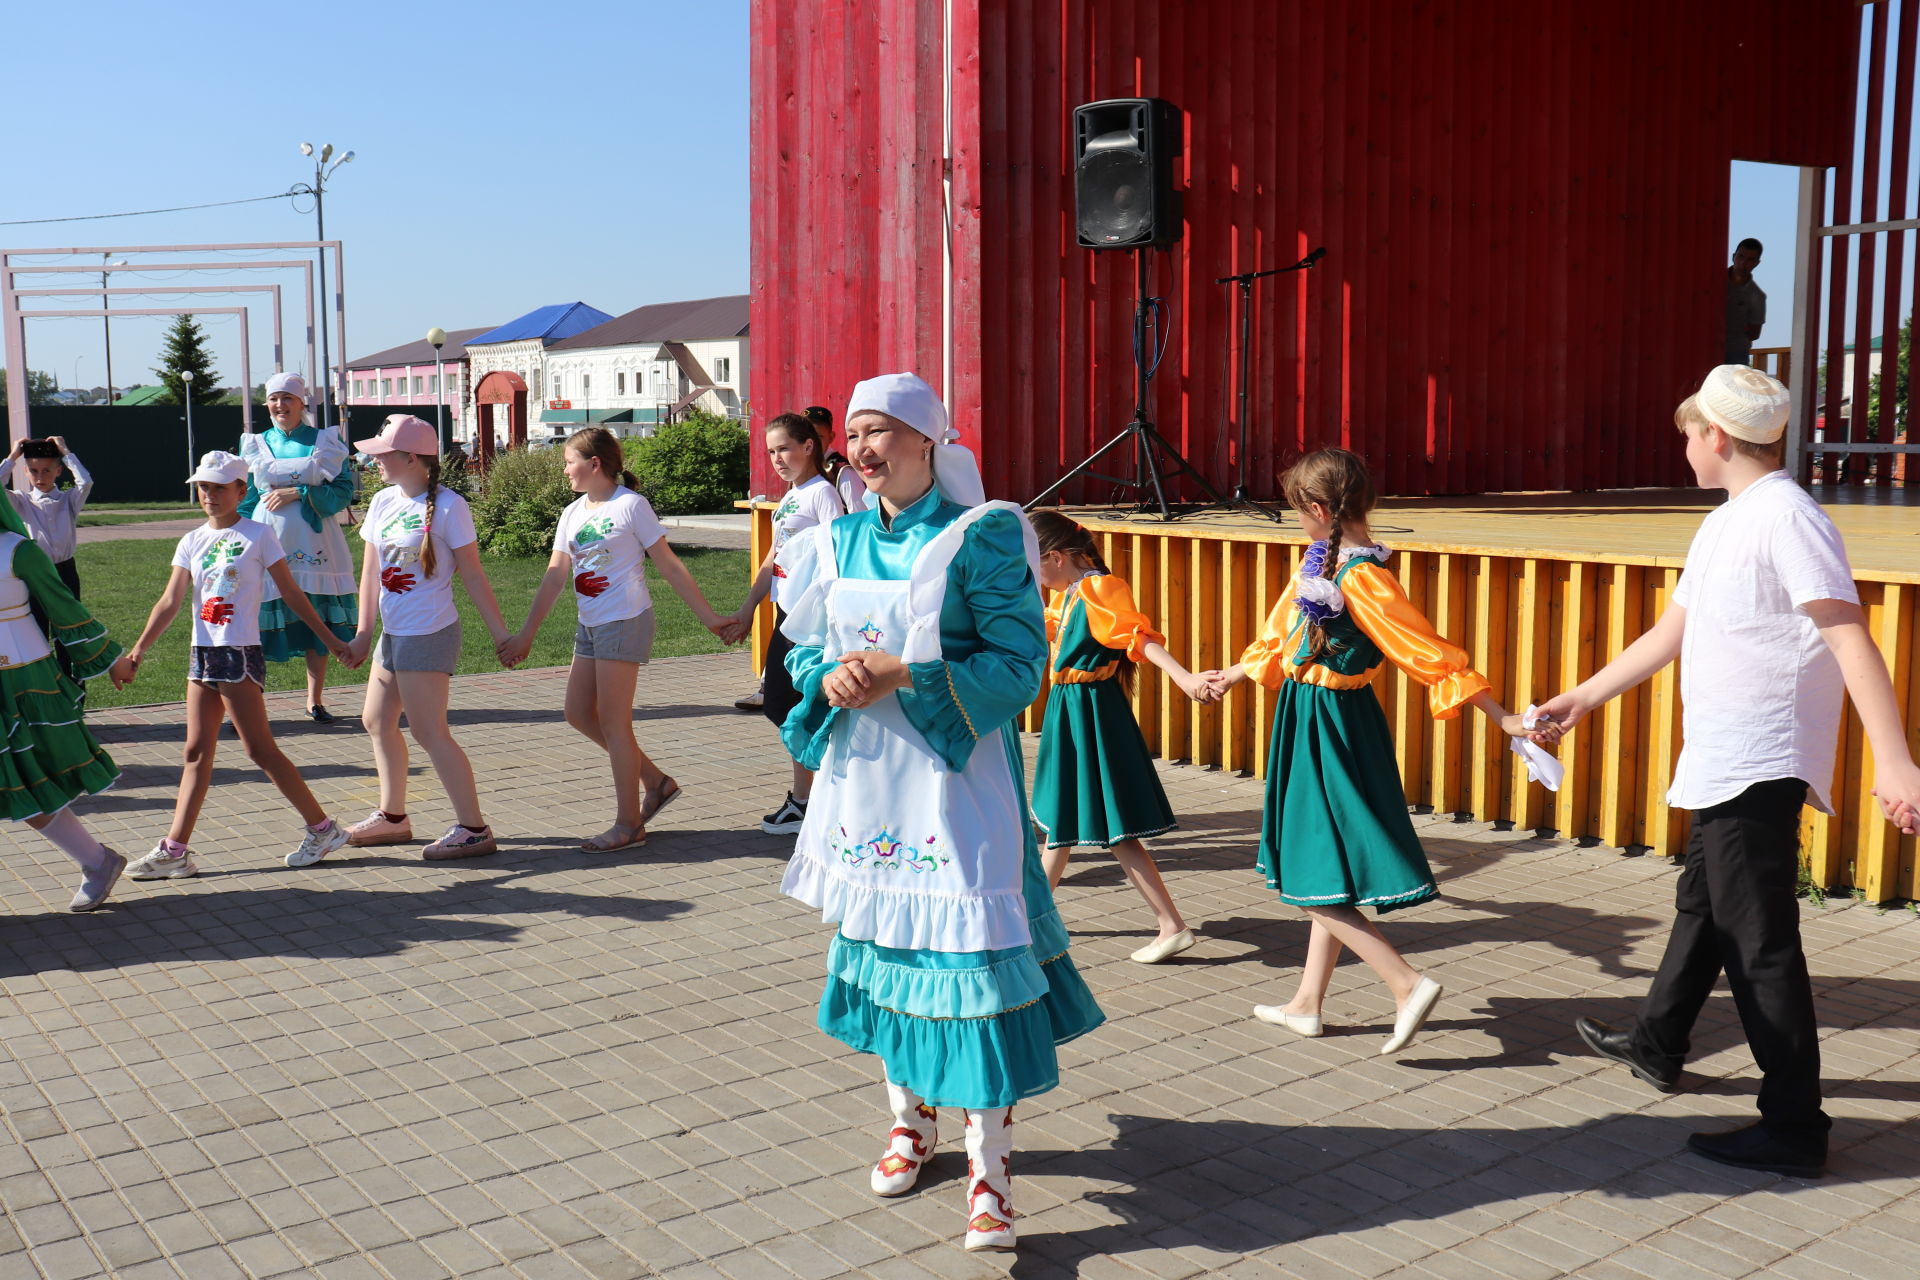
776, 487, 1104, 1109
238, 423, 358, 660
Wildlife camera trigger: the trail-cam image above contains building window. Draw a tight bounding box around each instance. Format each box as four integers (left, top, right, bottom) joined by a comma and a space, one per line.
381, 378, 392, 397
429, 375, 439, 394
582, 374, 591, 397
412, 376, 423, 396
616, 372, 625, 395
714, 357, 732, 383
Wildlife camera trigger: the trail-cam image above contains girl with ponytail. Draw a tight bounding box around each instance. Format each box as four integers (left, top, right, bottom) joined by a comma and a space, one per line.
1028, 510, 1212, 963
1205, 448, 1557, 1053
500, 427, 737, 851
344, 415, 513, 860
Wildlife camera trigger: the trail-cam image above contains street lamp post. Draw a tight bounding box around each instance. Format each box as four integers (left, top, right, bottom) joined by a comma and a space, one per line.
101, 256, 127, 404
181, 369, 196, 472
427, 327, 447, 452
72, 356, 84, 401
294, 142, 353, 431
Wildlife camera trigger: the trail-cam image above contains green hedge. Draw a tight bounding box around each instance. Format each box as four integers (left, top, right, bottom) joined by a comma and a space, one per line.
624, 411, 750, 515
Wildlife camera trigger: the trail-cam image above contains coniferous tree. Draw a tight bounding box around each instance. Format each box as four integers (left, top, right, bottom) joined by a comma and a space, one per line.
152, 314, 224, 407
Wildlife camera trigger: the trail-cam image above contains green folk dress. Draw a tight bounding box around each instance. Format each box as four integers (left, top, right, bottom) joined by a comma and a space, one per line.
1240, 548, 1491, 915
1030, 572, 1177, 850
0, 533, 124, 821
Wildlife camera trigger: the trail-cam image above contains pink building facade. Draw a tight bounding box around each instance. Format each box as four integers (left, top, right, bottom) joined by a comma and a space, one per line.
343, 325, 492, 439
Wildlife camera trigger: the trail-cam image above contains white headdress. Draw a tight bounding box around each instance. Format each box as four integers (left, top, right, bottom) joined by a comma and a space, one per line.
844, 373, 984, 506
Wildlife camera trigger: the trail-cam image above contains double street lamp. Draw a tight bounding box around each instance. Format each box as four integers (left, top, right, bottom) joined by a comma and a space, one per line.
293, 142, 353, 429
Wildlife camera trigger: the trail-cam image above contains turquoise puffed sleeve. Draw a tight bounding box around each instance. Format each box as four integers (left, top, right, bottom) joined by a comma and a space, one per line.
14, 539, 122, 679
897, 509, 1046, 772
777, 524, 843, 770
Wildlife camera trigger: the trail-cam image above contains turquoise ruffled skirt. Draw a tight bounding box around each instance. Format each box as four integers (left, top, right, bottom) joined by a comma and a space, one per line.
258, 593, 358, 662
815, 734, 1105, 1109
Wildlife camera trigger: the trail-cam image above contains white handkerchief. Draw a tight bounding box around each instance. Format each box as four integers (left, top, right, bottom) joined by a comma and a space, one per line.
1510, 704, 1564, 792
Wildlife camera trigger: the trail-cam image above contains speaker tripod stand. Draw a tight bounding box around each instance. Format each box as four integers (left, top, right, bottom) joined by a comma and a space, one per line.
1028, 249, 1256, 521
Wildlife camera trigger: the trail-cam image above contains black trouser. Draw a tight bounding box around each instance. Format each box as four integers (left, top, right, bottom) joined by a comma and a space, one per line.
1631, 778, 1829, 1135
53, 557, 80, 599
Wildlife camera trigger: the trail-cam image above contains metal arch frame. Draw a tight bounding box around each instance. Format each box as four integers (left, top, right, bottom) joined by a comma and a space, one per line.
1, 240, 342, 445
13, 284, 291, 375
17, 306, 254, 434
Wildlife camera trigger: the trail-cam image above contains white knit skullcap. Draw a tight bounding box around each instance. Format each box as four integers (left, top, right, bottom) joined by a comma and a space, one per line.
1694, 364, 1792, 444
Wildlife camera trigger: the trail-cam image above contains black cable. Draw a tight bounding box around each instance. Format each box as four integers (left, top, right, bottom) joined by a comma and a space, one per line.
0, 191, 296, 227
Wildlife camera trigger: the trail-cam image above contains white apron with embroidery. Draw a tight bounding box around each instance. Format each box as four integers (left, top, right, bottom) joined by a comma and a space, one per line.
780, 503, 1033, 955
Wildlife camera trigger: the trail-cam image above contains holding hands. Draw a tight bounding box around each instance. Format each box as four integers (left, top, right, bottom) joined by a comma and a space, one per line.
110, 653, 139, 689
497, 631, 533, 669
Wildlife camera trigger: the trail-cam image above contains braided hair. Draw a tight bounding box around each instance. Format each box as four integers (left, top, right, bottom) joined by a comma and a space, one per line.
419, 455, 444, 579
1281, 448, 1377, 661
1031, 509, 1136, 694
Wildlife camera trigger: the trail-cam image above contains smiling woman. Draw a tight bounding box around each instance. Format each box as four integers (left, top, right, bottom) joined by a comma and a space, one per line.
769, 373, 1102, 1254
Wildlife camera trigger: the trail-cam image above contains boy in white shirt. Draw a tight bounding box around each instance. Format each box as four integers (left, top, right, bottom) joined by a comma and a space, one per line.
2, 436, 93, 597
1542, 366, 1920, 1178
121, 452, 356, 878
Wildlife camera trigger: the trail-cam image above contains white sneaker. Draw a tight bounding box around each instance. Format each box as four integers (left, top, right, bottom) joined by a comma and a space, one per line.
126, 843, 198, 880
286, 819, 349, 868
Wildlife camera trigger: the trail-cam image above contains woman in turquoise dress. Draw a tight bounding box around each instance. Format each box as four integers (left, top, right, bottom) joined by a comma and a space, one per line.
238, 373, 358, 721
0, 494, 135, 911
776, 374, 1102, 1253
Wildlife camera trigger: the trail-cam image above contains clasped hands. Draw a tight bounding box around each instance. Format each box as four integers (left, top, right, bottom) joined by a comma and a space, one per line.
823, 651, 912, 709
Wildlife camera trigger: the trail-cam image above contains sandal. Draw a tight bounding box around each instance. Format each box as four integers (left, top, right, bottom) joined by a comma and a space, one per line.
581, 823, 647, 854
638, 778, 682, 826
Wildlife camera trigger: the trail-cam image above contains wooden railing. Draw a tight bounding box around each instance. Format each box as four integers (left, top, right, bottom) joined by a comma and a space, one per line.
743, 502, 1919, 902
1750, 345, 1792, 387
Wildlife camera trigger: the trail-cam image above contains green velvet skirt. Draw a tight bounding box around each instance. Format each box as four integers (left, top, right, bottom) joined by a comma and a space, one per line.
257, 593, 358, 662
0, 656, 119, 822
1030, 678, 1176, 849
1257, 681, 1437, 914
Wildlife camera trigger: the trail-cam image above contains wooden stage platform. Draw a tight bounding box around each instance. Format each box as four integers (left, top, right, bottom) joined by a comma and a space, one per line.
747, 487, 1920, 901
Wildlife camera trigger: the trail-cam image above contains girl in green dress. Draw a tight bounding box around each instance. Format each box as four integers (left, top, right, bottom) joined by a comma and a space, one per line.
0, 494, 136, 911
1029, 511, 1216, 964
1206, 450, 1559, 1054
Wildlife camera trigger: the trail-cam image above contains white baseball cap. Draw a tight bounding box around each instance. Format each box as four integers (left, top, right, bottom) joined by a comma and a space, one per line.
186, 450, 250, 486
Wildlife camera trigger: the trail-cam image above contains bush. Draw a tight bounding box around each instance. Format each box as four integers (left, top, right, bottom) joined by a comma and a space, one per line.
625, 411, 749, 515
470, 446, 572, 557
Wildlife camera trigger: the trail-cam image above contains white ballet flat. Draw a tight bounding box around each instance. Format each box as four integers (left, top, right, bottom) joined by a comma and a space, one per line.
1381, 977, 1443, 1055
1252, 1005, 1323, 1037
1129, 929, 1196, 964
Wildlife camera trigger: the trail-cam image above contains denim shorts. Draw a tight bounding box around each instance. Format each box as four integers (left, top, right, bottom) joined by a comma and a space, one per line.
573, 612, 656, 664
189, 645, 267, 687
376, 620, 462, 674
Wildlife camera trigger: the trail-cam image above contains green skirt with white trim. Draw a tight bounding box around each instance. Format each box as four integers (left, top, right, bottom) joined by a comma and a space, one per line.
0, 656, 118, 822
1257, 680, 1437, 915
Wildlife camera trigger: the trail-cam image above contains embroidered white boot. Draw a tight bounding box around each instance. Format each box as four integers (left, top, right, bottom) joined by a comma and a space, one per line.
963, 1106, 1016, 1251
870, 1080, 938, 1196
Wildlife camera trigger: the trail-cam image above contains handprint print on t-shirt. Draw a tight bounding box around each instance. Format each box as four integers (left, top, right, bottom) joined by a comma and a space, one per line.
197, 535, 245, 622
377, 509, 425, 594
570, 514, 616, 599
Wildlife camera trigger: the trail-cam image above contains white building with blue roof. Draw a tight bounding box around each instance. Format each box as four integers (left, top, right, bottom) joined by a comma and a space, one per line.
462, 302, 614, 448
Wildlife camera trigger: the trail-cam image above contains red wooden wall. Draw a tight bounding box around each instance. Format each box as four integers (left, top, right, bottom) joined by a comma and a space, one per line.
750, 0, 1859, 500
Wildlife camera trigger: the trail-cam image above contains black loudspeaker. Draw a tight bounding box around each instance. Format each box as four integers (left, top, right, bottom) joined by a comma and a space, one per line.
1073, 98, 1182, 250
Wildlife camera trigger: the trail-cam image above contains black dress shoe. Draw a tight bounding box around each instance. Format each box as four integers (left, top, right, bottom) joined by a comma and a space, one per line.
1686, 1123, 1826, 1178
308, 705, 336, 724
1575, 1015, 1680, 1092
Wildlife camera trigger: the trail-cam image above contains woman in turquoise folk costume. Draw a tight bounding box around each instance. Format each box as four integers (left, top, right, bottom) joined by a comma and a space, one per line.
776, 374, 1102, 1253
237, 373, 358, 721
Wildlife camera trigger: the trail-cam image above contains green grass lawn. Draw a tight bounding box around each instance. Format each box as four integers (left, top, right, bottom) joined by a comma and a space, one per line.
78, 508, 205, 527
75, 533, 750, 710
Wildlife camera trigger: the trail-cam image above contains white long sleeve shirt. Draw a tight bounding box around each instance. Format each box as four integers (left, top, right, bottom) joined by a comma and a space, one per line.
1, 452, 93, 564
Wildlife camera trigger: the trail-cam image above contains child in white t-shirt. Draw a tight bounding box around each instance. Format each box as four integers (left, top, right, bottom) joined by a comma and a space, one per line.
1544, 366, 1920, 1179
121, 452, 355, 880
722, 413, 846, 835
343, 416, 514, 860
500, 427, 737, 851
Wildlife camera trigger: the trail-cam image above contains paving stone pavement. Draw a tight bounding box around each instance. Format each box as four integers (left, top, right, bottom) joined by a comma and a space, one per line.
2, 652, 1916, 1280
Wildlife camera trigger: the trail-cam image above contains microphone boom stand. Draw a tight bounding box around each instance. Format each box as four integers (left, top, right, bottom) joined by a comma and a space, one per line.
1216, 246, 1325, 513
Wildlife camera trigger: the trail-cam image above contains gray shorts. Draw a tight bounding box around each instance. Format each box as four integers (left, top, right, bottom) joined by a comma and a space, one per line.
573, 611, 656, 664
376, 620, 462, 674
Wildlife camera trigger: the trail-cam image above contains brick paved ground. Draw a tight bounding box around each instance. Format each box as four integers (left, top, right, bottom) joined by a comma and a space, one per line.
2, 652, 1915, 1279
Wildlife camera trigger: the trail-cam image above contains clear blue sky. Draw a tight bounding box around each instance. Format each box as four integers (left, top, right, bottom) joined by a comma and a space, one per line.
0, 0, 748, 392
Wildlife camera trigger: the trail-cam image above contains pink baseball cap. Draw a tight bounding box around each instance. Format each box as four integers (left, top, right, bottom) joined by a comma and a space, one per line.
355, 414, 440, 456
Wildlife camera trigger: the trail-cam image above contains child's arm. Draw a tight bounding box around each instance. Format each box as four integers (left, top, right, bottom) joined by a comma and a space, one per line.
452, 542, 512, 650
1141, 641, 1219, 703
265, 560, 355, 664
1537, 605, 1687, 730
127, 567, 193, 674
728, 546, 779, 638
345, 538, 382, 668
501, 549, 573, 667
1804, 598, 1920, 833
645, 538, 733, 638
54, 440, 92, 513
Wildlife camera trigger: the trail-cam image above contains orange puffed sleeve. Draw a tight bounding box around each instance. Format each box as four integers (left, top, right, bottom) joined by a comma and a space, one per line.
1044, 591, 1063, 643
1079, 574, 1164, 661
1339, 561, 1490, 719
1236, 582, 1299, 689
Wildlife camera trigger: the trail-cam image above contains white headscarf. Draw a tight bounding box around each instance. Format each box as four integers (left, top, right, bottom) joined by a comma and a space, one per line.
845, 373, 984, 506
